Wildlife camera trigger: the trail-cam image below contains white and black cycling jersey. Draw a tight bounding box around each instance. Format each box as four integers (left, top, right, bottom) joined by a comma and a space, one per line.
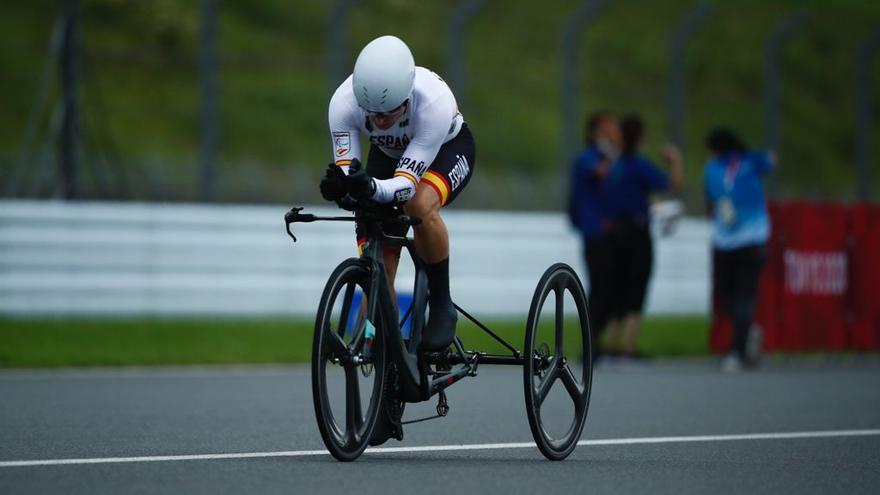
328, 67, 464, 203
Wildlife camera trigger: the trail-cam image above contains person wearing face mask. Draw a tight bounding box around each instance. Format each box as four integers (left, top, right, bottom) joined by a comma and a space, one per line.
567, 110, 622, 360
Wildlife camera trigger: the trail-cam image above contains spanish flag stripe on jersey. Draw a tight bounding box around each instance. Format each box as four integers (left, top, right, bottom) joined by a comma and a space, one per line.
335, 159, 352, 166
393, 170, 419, 188
422, 170, 450, 205
422, 178, 445, 206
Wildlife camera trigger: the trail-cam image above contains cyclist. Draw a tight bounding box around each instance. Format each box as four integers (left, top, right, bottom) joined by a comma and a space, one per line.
320, 36, 475, 352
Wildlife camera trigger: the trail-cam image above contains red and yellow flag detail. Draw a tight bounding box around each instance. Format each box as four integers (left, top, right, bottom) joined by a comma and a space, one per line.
335, 159, 352, 167
393, 170, 419, 189
421, 170, 450, 205
357, 237, 366, 256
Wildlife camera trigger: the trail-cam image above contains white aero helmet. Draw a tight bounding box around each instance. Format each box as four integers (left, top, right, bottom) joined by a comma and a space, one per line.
353, 35, 415, 113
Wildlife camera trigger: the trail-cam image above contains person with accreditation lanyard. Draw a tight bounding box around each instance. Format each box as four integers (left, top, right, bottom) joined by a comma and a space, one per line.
703, 127, 775, 372
319, 35, 477, 444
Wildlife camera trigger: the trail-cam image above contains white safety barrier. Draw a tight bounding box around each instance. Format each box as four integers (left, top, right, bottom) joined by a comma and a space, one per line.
0, 200, 710, 317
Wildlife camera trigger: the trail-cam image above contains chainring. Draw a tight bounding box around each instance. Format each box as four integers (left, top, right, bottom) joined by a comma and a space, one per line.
384, 362, 405, 425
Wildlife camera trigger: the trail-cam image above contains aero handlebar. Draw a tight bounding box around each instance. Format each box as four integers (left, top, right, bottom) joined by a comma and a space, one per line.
284, 205, 421, 242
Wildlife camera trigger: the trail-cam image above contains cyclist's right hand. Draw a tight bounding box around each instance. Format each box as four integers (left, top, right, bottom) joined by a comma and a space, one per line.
335, 195, 358, 211
319, 163, 347, 201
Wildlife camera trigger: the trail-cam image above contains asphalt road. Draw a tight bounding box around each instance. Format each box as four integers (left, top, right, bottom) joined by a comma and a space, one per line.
2, 359, 880, 494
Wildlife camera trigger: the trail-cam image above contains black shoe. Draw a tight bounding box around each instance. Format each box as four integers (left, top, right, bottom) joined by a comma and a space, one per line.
420, 300, 458, 352
368, 411, 402, 447
368, 365, 404, 447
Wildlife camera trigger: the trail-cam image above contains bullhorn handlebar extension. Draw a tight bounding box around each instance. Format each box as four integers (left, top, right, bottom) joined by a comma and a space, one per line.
284, 205, 421, 242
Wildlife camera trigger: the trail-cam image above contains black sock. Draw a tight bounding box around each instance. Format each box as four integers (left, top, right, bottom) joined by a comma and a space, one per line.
424, 257, 451, 306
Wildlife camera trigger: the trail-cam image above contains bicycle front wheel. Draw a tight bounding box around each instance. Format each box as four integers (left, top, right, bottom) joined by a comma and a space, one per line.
523, 263, 593, 461
312, 258, 386, 461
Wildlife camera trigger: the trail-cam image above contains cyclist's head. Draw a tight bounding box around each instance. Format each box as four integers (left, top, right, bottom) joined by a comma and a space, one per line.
706, 127, 746, 156
585, 110, 621, 149
353, 35, 415, 114
621, 113, 645, 156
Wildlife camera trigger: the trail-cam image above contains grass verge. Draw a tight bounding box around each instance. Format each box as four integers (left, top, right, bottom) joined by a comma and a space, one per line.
0, 315, 708, 368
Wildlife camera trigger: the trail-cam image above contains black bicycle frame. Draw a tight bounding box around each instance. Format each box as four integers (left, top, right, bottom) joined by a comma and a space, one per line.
285, 206, 532, 404
359, 220, 428, 403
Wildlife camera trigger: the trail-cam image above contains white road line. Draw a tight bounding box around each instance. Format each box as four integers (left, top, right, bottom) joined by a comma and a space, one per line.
2, 429, 878, 468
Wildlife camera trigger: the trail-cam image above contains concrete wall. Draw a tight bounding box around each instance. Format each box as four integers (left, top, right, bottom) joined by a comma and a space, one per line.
0, 200, 711, 317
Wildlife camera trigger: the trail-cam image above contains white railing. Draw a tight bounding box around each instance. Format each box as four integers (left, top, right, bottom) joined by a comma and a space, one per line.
0, 200, 711, 317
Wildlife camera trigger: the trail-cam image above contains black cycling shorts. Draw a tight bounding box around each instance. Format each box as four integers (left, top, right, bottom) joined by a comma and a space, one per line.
356, 123, 476, 243
366, 123, 475, 207
607, 221, 653, 318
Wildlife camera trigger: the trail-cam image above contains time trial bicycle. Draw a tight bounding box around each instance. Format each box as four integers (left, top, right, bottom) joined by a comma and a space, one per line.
284, 201, 592, 461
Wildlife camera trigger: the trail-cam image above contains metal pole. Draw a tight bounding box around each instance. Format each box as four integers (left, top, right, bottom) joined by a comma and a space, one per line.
763, 11, 806, 151
327, 0, 361, 93
8, 16, 63, 197
856, 28, 880, 201
60, 0, 79, 200
199, 0, 218, 202
560, 0, 608, 163
667, 2, 713, 148
446, 0, 486, 112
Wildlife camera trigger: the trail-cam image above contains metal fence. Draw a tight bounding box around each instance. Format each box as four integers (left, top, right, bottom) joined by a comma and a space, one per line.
0, 200, 711, 317
4, 2, 879, 203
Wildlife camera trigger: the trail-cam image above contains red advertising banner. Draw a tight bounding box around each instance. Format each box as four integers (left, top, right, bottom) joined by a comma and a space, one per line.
849, 204, 880, 350
776, 202, 850, 350
711, 201, 879, 353
753, 202, 787, 351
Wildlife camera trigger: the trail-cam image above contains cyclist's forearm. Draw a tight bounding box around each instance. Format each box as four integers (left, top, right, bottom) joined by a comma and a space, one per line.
371, 175, 416, 203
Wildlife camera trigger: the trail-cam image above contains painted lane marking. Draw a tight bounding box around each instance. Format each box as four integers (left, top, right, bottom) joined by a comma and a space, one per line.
1, 429, 878, 468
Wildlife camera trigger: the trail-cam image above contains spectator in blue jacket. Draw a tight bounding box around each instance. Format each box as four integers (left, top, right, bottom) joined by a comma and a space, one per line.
703, 127, 776, 372
603, 114, 684, 359
568, 110, 621, 358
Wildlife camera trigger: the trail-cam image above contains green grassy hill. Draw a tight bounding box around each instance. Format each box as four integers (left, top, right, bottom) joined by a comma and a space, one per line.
2, 0, 879, 208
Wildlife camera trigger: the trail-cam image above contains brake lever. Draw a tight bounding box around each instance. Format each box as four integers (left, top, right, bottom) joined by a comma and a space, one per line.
284, 207, 317, 242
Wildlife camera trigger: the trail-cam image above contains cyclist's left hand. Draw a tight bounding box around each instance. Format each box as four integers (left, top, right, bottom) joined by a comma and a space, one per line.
345, 160, 376, 200
319, 164, 347, 201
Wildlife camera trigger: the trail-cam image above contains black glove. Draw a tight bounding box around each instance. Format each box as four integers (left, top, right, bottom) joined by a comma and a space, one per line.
335, 195, 358, 211
319, 163, 347, 201
345, 159, 376, 200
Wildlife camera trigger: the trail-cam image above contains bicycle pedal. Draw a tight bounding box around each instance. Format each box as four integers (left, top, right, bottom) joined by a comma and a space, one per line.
436, 390, 450, 417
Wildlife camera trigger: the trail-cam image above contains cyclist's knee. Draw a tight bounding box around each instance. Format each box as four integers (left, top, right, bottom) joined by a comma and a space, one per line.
404, 184, 441, 220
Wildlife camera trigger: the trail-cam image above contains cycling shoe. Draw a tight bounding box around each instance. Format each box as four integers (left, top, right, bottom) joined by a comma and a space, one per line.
368, 366, 404, 447
420, 301, 458, 352
368, 412, 402, 446
368, 403, 403, 447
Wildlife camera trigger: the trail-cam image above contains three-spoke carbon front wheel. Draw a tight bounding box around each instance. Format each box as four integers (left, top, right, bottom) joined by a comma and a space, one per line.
523, 263, 592, 460
312, 259, 386, 461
